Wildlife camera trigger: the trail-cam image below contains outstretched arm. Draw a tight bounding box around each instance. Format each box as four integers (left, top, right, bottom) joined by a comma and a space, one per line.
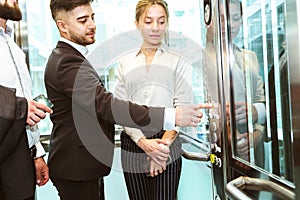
175, 103, 212, 127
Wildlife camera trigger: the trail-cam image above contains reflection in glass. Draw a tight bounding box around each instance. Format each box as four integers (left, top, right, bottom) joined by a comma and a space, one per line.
221, 0, 266, 168
225, 0, 293, 183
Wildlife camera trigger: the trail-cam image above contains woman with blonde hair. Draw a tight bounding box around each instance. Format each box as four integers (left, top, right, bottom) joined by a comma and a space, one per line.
114, 0, 194, 199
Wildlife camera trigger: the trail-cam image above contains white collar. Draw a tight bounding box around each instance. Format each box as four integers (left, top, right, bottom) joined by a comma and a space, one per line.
0, 24, 13, 38
60, 37, 89, 56
136, 43, 169, 57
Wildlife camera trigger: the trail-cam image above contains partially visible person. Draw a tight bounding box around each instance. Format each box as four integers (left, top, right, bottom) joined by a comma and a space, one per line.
0, 0, 53, 199
113, 0, 193, 199
45, 0, 210, 200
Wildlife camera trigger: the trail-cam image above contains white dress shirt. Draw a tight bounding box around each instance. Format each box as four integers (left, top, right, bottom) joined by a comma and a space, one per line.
114, 44, 194, 142
0, 25, 45, 157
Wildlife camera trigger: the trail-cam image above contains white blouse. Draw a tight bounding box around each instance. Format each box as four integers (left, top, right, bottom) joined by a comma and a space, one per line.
114, 44, 194, 142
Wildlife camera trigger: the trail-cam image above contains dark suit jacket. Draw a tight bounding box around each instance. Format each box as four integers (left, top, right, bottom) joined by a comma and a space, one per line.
45, 41, 165, 181
0, 85, 16, 146
0, 85, 35, 199
0, 93, 28, 164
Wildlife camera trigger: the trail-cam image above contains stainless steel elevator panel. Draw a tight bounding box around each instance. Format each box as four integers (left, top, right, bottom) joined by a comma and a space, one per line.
204, 0, 299, 199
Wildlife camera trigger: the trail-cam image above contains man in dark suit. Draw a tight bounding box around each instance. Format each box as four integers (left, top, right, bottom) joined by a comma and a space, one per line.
45, 1, 210, 200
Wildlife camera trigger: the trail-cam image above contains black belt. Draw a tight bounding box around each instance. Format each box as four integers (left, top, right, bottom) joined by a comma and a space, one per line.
30, 145, 37, 159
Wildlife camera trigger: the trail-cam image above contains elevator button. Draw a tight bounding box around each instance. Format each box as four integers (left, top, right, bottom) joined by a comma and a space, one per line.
210, 154, 215, 164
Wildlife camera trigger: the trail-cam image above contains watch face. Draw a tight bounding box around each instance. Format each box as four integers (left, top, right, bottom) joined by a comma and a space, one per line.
204, 1, 212, 25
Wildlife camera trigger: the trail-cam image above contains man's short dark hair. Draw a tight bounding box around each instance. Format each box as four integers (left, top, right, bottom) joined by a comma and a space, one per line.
50, 0, 94, 20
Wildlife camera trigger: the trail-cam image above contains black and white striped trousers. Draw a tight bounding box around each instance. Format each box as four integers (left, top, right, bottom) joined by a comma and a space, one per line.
121, 131, 182, 200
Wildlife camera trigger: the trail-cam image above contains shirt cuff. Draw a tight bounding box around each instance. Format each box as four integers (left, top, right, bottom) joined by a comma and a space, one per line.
253, 103, 266, 124
35, 141, 46, 158
163, 108, 176, 130
124, 127, 145, 144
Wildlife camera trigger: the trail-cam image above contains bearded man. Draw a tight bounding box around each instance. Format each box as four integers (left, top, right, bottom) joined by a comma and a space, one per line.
0, 1, 53, 200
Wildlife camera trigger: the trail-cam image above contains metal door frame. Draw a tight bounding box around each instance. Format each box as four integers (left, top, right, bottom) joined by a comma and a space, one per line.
209, 0, 299, 199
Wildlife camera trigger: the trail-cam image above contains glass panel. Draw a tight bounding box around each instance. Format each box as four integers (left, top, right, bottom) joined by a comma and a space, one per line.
25, 0, 58, 135
225, 0, 267, 167
224, 0, 293, 182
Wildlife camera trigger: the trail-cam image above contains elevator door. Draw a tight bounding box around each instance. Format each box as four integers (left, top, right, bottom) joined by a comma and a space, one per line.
204, 0, 299, 199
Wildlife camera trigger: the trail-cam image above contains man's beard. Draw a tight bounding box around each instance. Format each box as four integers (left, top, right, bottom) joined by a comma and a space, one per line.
69, 29, 96, 46
0, 1, 22, 21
